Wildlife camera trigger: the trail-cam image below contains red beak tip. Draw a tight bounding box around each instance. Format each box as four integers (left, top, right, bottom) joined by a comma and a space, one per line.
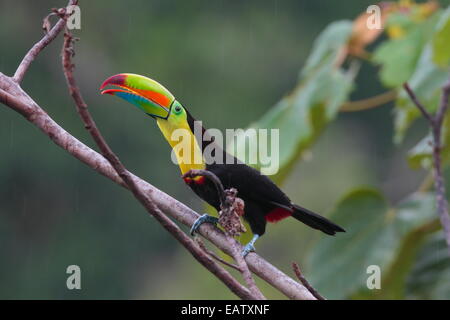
100, 89, 115, 95
100, 74, 127, 91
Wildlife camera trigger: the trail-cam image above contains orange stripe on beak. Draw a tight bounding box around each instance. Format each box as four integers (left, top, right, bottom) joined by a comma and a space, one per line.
132, 89, 171, 108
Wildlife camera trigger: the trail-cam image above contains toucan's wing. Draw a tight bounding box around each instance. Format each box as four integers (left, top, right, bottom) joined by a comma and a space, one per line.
207, 163, 292, 209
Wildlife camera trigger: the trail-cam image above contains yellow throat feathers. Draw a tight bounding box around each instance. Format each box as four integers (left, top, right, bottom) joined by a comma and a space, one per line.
156, 116, 206, 174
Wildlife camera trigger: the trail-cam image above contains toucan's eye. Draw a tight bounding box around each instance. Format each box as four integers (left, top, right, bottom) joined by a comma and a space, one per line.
174, 105, 182, 113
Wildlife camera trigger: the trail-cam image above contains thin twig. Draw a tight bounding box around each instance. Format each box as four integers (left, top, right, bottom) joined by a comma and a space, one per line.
195, 238, 241, 272
184, 169, 266, 300
340, 90, 397, 112
60, 31, 256, 300
13, 0, 77, 83
403, 79, 450, 256
292, 262, 325, 300
403, 83, 433, 123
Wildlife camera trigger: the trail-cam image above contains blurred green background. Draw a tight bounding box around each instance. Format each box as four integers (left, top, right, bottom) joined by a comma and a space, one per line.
1, 0, 449, 299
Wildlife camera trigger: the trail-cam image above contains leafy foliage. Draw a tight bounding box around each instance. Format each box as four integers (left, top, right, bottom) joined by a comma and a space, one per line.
373, 11, 440, 88
433, 6, 450, 67
394, 45, 448, 143
307, 189, 438, 299
406, 6, 450, 168
387, 6, 450, 146
228, 21, 355, 182
225, 1, 450, 300
406, 233, 450, 299
303, 1, 450, 300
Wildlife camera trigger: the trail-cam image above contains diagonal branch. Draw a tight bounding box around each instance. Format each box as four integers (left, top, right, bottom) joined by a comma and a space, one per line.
403, 83, 433, 123
195, 238, 241, 272
403, 78, 450, 256
292, 262, 324, 300
60, 31, 256, 300
340, 90, 397, 112
0, 79, 316, 299
0, 2, 317, 300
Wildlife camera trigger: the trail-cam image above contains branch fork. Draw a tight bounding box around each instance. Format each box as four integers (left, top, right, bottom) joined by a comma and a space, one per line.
0, 1, 319, 300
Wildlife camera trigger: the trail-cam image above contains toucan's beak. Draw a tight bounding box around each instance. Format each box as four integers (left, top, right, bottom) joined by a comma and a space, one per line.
100, 73, 175, 119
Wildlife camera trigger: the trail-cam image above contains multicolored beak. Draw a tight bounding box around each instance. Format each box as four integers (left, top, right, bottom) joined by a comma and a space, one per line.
100, 73, 175, 119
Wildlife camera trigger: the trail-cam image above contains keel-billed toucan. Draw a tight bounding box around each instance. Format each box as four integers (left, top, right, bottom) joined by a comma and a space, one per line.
100, 73, 345, 256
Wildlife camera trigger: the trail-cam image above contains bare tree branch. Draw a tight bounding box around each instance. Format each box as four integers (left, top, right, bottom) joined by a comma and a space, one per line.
292, 262, 324, 300
0, 73, 315, 300
13, 0, 77, 83
195, 238, 241, 272
340, 90, 397, 112
60, 31, 256, 300
403, 83, 433, 123
0, 2, 317, 300
403, 78, 450, 256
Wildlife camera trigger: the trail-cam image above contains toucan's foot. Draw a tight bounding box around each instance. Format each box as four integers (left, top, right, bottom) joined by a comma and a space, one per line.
241, 234, 260, 257
241, 243, 256, 257
190, 214, 219, 235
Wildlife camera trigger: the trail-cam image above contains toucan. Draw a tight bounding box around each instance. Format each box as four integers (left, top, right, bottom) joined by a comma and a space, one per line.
100, 73, 345, 256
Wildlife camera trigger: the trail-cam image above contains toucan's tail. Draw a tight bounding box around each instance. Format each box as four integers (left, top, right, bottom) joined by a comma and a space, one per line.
291, 204, 345, 235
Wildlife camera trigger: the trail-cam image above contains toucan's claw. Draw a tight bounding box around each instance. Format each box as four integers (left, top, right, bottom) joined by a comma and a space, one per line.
190, 214, 218, 235
241, 243, 256, 257
241, 234, 260, 257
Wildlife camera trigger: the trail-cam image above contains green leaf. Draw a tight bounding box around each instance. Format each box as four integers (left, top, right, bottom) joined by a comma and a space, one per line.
373, 12, 439, 88
385, 11, 417, 32
406, 233, 450, 299
393, 45, 448, 143
307, 189, 436, 299
383, 9, 448, 143
301, 20, 353, 77
227, 21, 355, 182
373, 31, 424, 87
372, 195, 439, 299
432, 6, 450, 68
307, 189, 393, 299
376, 220, 439, 299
